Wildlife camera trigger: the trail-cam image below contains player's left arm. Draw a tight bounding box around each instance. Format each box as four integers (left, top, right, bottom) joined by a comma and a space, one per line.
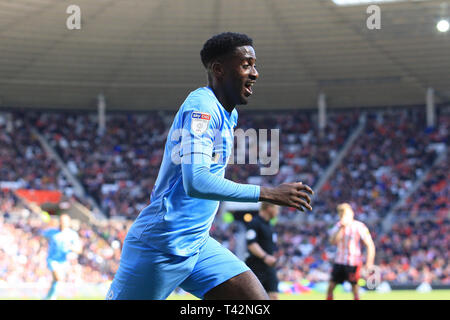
328, 222, 344, 245
182, 157, 260, 202
361, 225, 375, 269
180, 107, 312, 210
180, 108, 260, 202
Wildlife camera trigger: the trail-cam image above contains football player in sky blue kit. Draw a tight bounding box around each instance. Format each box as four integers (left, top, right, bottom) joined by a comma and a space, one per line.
42, 214, 82, 300
107, 32, 314, 300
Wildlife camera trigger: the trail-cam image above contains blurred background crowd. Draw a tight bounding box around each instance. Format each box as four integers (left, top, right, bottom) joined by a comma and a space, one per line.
0, 106, 448, 291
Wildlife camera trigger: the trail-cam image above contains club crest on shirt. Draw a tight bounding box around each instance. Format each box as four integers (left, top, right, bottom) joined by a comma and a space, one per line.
191, 111, 211, 135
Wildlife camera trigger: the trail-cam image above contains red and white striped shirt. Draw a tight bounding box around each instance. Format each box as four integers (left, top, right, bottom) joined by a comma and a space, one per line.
330, 220, 371, 266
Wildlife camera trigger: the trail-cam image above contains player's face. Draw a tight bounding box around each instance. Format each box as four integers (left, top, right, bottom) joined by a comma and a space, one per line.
340, 210, 354, 225
222, 45, 258, 106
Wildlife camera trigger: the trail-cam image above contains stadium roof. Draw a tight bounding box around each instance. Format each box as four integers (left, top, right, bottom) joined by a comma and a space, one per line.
0, 0, 449, 110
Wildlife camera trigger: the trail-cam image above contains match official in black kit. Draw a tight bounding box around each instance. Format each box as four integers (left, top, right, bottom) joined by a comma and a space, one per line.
244, 202, 280, 300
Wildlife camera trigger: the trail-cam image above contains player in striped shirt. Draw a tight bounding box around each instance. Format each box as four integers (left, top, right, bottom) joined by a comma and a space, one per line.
326, 203, 375, 300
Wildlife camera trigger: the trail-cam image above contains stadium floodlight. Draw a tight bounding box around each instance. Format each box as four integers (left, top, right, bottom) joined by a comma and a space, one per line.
436, 19, 450, 32
332, 0, 428, 6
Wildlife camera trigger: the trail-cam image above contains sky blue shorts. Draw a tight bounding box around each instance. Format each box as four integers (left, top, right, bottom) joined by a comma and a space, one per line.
106, 233, 249, 300
47, 259, 68, 274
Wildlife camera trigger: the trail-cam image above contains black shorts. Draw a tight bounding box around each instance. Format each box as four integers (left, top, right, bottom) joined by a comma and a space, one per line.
246, 262, 279, 293
331, 263, 361, 285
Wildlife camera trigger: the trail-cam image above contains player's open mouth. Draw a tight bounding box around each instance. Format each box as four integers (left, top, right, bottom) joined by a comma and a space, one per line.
244, 81, 255, 96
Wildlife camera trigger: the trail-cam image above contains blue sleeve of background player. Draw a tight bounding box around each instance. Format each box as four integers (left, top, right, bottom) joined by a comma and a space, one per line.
180, 108, 260, 202
42, 228, 56, 238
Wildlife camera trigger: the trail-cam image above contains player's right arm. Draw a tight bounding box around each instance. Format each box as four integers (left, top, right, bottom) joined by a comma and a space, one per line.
328, 222, 344, 245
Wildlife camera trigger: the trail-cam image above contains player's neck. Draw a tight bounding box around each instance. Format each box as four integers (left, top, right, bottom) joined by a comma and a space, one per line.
207, 83, 235, 114
259, 212, 271, 222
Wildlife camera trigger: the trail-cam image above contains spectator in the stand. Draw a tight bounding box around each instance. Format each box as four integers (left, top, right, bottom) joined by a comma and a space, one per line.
0, 113, 67, 191
0, 190, 448, 291
394, 150, 448, 221
0, 107, 448, 289
313, 109, 446, 221
33, 112, 168, 219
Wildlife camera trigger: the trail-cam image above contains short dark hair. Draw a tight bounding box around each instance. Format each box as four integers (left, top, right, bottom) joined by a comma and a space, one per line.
200, 32, 253, 68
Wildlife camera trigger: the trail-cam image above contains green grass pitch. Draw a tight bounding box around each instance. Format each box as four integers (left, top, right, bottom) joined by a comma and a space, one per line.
6, 289, 449, 300
166, 290, 450, 300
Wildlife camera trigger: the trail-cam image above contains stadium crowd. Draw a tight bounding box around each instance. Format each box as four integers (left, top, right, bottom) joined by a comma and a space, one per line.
1, 193, 448, 288
12, 108, 361, 219
226, 109, 361, 189
312, 109, 448, 220
0, 112, 71, 192
0, 106, 448, 292
394, 149, 449, 222
32, 112, 169, 219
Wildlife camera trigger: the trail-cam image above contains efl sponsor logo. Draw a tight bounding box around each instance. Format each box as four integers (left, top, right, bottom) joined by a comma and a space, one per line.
192, 112, 211, 121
